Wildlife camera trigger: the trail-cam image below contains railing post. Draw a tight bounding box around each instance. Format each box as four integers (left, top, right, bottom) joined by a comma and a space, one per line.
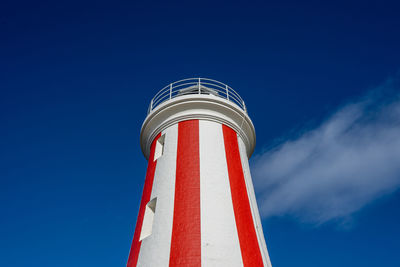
169, 83, 172, 99
198, 78, 201, 94
243, 100, 247, 113
226, 85, 229, 100
150, 99, 153, 112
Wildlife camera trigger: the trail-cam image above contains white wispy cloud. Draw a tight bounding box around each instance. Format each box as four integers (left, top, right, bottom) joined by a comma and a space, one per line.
251, 76, 400, 226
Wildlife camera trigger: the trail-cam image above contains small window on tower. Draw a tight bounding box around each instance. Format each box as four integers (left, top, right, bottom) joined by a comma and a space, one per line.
153, 134, 165, 161
139, 197, 157, 241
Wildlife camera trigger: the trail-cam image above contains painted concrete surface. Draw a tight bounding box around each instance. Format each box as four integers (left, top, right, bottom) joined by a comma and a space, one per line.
137, 124, 178, 266
222, 125, 264, 266
130, 120, 271, 266
127, 133, 160, 267
200, 120, 243, 266
169, 120, 201, 266
238, 137, 272, 267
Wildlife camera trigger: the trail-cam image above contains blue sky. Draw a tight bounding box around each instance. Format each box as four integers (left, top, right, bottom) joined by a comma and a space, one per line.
1, 0, 400, 266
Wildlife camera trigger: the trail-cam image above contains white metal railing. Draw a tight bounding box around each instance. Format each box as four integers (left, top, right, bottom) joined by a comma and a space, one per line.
147, 78, 247, 114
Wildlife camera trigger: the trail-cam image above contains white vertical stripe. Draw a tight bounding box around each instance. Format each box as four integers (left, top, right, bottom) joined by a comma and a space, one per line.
200, 120, 243, 267
237, 136, 273, 267
137, 124, 178, 266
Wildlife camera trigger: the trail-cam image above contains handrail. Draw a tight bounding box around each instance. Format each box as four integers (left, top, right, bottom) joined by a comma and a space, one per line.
147, 78, 247, 114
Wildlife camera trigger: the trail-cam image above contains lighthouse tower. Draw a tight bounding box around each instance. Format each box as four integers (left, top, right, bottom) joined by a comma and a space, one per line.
127, 78, 272, 267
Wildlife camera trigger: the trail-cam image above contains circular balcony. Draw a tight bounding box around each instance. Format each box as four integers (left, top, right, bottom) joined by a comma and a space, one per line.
147, 78, 247, 114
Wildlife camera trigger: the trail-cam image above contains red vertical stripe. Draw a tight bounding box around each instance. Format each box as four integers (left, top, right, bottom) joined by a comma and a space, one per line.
169, 120, 201, 267
222, 125, 264, 267
127, 133, 161, 267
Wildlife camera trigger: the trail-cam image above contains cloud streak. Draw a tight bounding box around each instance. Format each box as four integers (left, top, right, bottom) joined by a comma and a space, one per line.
251, 77, 400, 225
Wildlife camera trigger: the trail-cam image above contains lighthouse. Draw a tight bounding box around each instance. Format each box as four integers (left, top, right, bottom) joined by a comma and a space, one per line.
127, 78, 272, 267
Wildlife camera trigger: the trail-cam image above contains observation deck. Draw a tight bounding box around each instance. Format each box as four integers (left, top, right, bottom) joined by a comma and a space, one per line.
147, 78, 247, 114
141, 78, 255, 159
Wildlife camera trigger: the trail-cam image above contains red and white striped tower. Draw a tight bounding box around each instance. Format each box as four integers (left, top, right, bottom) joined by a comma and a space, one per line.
127, 78, 272, 267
